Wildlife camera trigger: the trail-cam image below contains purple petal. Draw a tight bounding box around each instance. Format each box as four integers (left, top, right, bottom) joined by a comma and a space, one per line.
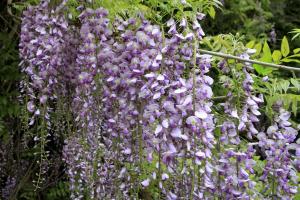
141, 179, 150, 187
171, 128, 181, 138
155, 125, 163, 135
162, 119, 169, 128
27, 101, 35, 113
195, 110, 208, 119
162, 173, 169, 180
153, 92, 161, 100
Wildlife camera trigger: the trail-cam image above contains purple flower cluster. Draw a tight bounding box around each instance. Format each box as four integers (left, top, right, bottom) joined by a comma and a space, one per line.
20, 0, 75, 116
258, 107, 298, 199
217, 104, 257, 198
64, 7, 115, 199
216, 53, 299, 199
19, 2, 299, 199
19, 0, 80, 189
19, 1, 77, 128
99, 16, 165, 197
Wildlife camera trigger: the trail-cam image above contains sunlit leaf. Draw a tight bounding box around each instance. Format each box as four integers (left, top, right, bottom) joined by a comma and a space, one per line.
272, 50, 282, 63
281, 36, 290, 57
246, 40, 255, 49
293, 48, 300, 54
208, 6, 216, 19
253, 43, 262, 56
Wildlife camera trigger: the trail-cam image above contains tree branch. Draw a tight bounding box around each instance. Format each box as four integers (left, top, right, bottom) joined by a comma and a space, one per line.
198, 49, 300, 72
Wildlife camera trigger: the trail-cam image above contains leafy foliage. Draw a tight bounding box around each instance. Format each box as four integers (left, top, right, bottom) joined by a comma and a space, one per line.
1, 0, 300, 199
203, 0, 274, 40
0, 0, 22, 141
290, 28, 300, 41
0, 32, 21, 141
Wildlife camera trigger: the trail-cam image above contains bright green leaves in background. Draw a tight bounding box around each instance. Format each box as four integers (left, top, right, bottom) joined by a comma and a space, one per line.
272, 50, 282, 63
279, 36, 300, 64
253, 41, 274, 76
208, 5, 216, 19
247, 35, 300, 75
254, 74, 300, 119
247, 35, 300, 119
281, 36, 290, 57
290, 28, 300, 41
202, 33, 300, 121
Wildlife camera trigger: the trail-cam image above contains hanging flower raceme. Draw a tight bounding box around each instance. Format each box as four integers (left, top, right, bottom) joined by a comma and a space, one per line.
239, 68, 264, 139
96, 15, 167, 197
63, 7, 115, 199
182, 53, 216, 198
216, 121, 257, 199
258, 106, 299, 199
141, 15, 216, 198
138, 32, 189, 198
19, 0, 79, 190
20, 0, 73, 118
214, 53, 265, 199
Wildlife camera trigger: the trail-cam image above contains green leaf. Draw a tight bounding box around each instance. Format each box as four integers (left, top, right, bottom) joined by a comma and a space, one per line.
254, 56, 273, 75
253, 64, 274, 75
272, 50, 282, 63
263, 41, 272, 58
293, 48, 300, 54
281, 36, 290, 57
281, 58, 300, 64
208, 6, 216, 19
285, 54, 300, 58
283, 97, 291, 109
212, 39, 222, 51
202, 38, 214, 50
246, 40, 255, 49
253, 43, 262, 56
253, 41, 273, 75
291, 78, 300, 91
273, 81, 282, 93
292, 33, 300, 41
281, 80, 290, 93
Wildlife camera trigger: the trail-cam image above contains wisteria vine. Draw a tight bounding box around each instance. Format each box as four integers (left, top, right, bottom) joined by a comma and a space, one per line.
16, 1, 300, 200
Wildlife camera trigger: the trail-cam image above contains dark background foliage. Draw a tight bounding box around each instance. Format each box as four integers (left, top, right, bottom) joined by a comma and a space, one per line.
203, 0, 300, 48
0, 0, 21, 142
0, 0, 299, 199
0, 0, 69, 199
